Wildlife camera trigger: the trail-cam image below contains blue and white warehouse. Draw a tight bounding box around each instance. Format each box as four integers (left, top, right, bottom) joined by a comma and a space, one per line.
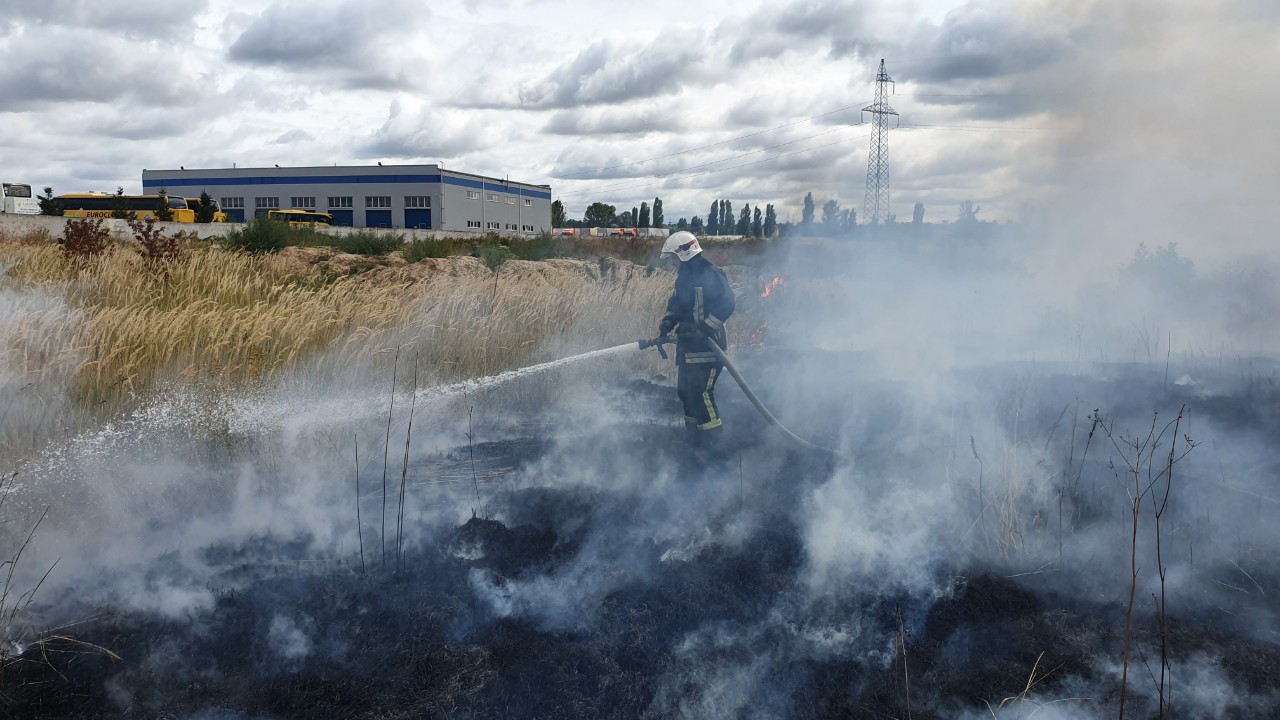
141, 164, 553, 232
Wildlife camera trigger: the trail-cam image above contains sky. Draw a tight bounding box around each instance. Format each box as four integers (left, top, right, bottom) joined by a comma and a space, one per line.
1, 0, 1277, 232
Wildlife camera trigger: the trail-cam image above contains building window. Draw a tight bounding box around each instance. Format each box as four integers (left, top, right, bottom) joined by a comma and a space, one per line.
466, 220, 481, 228
504, 196, 516, 205
291, 197, 316, 209
522, 224, 534, 232
486, 221, 499, 230
486, 193, 499, 202
404, 195, 431, 208
466, 191, 480, 200
328, 196, 353, 208
365, 196, 391, 208
523, 198, 532, 206
255, 197, 279, 209
505, 223, 517, 230
221, 197, 244, 209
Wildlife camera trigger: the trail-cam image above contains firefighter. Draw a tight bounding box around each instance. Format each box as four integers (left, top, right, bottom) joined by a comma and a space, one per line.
657, 231, 736, 451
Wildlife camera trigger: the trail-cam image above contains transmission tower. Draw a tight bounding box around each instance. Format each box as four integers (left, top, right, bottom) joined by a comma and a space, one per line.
862, 59, 898, 225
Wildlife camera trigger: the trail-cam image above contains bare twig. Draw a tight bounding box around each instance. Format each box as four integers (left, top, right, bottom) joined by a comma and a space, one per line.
355, 434, 365, 575
381, 348, 400, 570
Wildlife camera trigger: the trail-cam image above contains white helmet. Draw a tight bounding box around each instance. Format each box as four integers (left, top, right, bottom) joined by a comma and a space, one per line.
661, 231, 702, 262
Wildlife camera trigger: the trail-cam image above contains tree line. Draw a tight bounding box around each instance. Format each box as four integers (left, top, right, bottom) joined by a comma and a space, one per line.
554, 190, 989, 239
553, 195, 779, 238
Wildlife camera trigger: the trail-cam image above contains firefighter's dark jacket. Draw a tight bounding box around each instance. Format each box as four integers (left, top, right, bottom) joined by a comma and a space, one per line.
662, 255, 735, 364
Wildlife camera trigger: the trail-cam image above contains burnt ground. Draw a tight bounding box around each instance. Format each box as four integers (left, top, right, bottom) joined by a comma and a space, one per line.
3, 350, 1280, 719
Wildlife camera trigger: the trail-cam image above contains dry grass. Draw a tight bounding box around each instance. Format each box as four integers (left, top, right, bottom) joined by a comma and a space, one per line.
1, 231, 763, 458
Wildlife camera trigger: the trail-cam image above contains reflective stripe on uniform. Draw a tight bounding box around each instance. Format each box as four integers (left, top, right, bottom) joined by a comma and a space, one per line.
694, 286, 704, 325
699, 367, 720, 429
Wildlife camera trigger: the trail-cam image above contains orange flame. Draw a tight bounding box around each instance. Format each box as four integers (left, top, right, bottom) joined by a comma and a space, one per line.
761, 276, 783, 298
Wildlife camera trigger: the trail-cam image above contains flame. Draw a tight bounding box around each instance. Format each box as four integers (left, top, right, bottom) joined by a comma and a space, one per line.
761, 276, 783, 298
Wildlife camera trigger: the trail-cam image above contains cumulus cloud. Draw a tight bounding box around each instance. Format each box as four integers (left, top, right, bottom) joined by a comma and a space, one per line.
542, 106, 690, 136
0, 29, 194, 111
481, 33, 708, 110
357, 98, 489, 160
1, 0, 208, 41
227, 0, 433, 90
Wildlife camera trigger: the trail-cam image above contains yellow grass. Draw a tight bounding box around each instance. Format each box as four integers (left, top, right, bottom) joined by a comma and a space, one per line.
1, 232, 765, 458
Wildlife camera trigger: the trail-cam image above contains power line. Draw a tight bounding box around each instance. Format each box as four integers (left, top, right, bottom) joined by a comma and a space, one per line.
551, 99, 871, 180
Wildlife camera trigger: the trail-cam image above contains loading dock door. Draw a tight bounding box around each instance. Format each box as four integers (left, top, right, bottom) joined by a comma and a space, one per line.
404, 209, 432, 229
330, 210, 353, 227
365, 210, 392, 228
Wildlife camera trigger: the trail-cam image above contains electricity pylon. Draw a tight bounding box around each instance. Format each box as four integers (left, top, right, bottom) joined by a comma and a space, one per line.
862, 59, 898, 226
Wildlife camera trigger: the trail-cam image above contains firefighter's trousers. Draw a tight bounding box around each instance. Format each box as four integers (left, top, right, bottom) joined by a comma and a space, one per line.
678, 360, 723, 433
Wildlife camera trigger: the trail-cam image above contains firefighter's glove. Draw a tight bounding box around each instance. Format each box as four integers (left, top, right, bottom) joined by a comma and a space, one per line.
659, 315, 676, 337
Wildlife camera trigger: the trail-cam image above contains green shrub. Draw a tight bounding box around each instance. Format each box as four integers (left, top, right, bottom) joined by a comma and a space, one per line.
332, 230, 406, 256
509, 232, 562, 261
477, 244, 510, 273
403, 236, 456, 262
220, 218, 290, 253
279, 225, 333, 248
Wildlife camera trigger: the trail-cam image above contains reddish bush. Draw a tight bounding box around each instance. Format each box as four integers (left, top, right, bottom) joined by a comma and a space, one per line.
57, 218, 111, 259
129, 217, 182, 264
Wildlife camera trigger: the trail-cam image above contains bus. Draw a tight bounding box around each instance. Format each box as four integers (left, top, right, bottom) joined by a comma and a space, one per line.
56, 193, 196, 222
255, 209, 333, 226
1, 183, 40, 214
185, 197, 228, 223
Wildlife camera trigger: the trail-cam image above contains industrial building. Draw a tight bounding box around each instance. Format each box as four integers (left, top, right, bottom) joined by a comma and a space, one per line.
140, 164, 552, 232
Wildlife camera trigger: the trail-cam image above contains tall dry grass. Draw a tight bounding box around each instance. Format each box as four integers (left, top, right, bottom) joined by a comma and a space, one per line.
1, 231, 763, 458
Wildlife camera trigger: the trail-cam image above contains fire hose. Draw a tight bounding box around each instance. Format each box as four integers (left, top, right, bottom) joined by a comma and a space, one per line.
638, 334, 845, 458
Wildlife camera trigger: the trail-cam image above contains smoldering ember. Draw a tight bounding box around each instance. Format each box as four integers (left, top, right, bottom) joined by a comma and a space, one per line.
1, 216, 1277, 720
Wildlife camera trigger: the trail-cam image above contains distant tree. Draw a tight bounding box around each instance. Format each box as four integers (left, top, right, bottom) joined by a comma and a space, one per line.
155, 189, 174, 222
912, 202, 925, 225
707, 200, 719, 236
752, 206, 762, 237
736, 204, 750, 235
551, 199, 567, 227
763, 204, 776, 237
676, 217, 688, 231
836, 208, 857, 233
801, 192, 815, 226
652, 197, 664, 227
639, 201, 650, 228
822, 199, 839, 228
617, 210, 634, 228
39, 186, 63, 216
720, 200, 732, 235
690, 216, 704, 234
583, 202, 617, 227
957, 200, 981, 224
110, 187, 136, 220
631, 206, 639, 227
194, 191, 218, 223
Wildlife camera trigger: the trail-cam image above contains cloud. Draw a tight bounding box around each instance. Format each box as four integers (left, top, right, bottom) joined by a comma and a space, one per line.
542, 106, 690, 136
490, 34, 706, 110
0, 29, 194, 111
273, 129, 316, 145
357, 99, 488, 160
1, 0, 209, 41
227, 0, 433, 90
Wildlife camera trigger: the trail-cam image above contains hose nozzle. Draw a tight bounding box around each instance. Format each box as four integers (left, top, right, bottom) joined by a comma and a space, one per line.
638, 334, 675, 360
